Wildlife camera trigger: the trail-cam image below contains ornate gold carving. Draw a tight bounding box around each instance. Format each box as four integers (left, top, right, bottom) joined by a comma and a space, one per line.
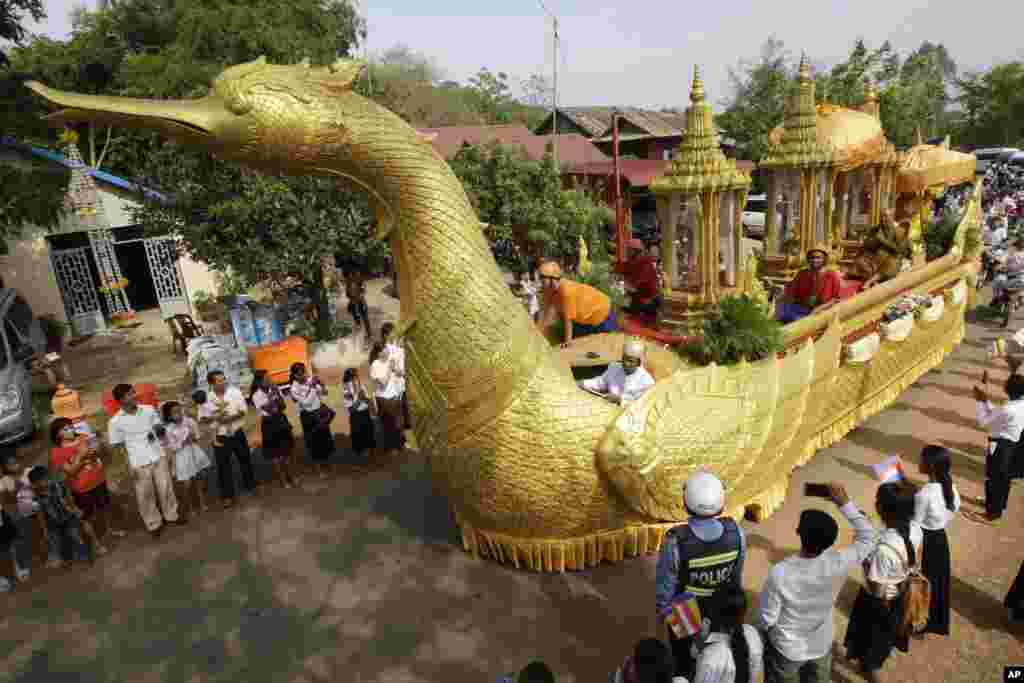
26, 58, 974, 571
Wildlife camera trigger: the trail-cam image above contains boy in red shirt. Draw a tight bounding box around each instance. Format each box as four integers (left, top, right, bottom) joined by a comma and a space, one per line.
615, 238, 662, 316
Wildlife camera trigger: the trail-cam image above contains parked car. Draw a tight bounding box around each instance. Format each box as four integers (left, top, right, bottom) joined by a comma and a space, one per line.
742, 194, 768, 238
0, 289, 46, 444
975, 147, 1020, 174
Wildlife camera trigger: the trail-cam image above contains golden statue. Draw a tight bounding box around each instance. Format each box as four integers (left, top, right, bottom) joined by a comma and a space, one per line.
26, 58, 975, 572
849, 210, 913, 286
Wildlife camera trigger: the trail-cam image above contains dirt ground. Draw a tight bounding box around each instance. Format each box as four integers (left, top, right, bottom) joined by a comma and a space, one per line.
4, 283, 1024, 683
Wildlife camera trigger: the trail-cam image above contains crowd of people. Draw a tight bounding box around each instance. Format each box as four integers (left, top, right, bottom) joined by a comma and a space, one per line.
0, 322, 411, 590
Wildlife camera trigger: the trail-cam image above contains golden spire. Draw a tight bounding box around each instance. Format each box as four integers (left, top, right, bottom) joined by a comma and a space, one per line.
864, 79, 879, 104
798, 53, 810, 83
760, 50, 838, 169
650, 65, 750, 195
690, 65, 705, 104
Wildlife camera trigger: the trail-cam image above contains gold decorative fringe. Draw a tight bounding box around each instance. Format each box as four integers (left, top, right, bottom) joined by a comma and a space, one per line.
452, 309, 966, 571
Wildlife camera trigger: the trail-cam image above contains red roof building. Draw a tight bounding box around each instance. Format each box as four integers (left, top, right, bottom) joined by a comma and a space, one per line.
418, 125, 608, 169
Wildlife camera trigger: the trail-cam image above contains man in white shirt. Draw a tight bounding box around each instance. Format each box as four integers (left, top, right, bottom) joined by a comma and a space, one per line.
381, 322, 409, 437
757, 483, 876, 683
198, 370, 255, 508
971, 371, 1024, 523
107, 384, 179, 536
984, 217, 1008, 246
578, 339, 655, 405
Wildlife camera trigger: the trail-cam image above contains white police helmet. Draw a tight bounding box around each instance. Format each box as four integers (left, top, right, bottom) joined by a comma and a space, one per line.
684, 471, 725, 517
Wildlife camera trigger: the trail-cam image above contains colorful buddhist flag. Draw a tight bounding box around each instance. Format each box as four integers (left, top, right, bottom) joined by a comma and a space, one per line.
666, 594, 702, 638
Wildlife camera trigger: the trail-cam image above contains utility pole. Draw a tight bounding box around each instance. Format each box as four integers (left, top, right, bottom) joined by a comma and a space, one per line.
538, 0, 559, 168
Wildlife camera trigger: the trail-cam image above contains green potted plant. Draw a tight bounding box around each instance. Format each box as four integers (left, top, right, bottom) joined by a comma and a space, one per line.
681, 294, 785, 366
39, 314, 69, 353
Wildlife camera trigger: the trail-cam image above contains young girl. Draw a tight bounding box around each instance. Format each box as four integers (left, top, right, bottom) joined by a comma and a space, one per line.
909, 445, 960, 636
161, 401, 212, 517
250, 371, 297, 489
692, 585, 763, 683
342, 367, 376, 460
844, 483, 922, 683
288, 363, 334, 478
369, 343, 404, 456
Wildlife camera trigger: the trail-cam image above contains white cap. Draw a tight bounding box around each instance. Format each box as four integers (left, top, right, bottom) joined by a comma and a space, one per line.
624, 339, 645, 359
684, 471, 725, 517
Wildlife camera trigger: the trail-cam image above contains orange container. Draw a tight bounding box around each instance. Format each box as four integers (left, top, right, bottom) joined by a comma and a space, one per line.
248, 336, 309, 385
101, 382, 160, 417
51, 384, 85, 421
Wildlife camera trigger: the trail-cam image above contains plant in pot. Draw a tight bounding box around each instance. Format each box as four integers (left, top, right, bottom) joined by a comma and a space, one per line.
39, 314, 69, 353
680, 294, 785, 366
192, 290, 214, 319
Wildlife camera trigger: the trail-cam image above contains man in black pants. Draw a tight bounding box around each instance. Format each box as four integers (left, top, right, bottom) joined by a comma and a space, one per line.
971, 370, 1024, 524
198, 370, 256, 509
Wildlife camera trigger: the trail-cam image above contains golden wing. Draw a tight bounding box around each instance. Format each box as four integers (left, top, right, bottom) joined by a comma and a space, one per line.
595, 339, 815, 521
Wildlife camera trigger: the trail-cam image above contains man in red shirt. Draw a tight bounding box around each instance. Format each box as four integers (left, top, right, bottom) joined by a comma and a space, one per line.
615, 239, 662, 316
775, 245, 842, 323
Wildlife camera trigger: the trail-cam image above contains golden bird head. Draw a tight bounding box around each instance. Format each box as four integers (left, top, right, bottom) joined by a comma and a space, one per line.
26, 57, 367, 174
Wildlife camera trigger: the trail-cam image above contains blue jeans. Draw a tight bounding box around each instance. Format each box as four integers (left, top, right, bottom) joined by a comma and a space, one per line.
47, 517, 90, 562
776, 302, 810, 324
572, 310, 618, 338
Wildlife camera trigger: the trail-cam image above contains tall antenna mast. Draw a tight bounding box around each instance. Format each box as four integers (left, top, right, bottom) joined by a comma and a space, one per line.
538, 0, 558, 168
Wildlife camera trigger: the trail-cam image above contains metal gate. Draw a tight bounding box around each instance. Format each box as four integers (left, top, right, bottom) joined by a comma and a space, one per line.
143, 236, 190, 318
50, 247, 104, 335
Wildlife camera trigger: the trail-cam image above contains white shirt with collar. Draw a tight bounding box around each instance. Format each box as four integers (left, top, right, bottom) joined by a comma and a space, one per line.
693, 625, 764, 683
108, 404, 165, 469
198, 386, 247, 436
913, 482, 961, 531
385, 342, 406, 395
757, 501, 876, 663
867, 524, 924, 599
976, 398, 1024, 442
581, 362, 655, 403
370, 358, 403, 400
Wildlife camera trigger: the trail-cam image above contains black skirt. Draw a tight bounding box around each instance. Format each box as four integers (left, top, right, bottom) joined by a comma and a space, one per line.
299, 409, 335, 462
260, 413, 294, 460
349, 406, 376, 454
1005, 561, 1024, 614
0, 510, 18, 546
844, 587, 908, 672
921, 527, 952, 635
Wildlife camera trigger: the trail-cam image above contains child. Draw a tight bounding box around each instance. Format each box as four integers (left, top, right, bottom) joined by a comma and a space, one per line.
972, 370, 1024, 523
0, 450, 30, 590
249, 371, 298, 489
27, 465, 91, 568
342, 367, 376, 460
161, 401, 213, 517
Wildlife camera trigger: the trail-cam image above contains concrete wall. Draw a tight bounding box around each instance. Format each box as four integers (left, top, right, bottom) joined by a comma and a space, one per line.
178, 254, 220, 304
0, 236, 67, 321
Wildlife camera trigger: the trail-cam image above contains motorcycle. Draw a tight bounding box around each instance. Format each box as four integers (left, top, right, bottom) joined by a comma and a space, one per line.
991, 265, 1024, 327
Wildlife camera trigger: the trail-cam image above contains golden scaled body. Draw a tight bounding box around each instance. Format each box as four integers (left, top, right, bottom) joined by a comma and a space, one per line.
26, 58, 976, 571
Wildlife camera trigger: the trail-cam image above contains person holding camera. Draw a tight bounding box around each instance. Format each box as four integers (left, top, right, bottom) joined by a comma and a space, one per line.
107, 383, 180, 538
757, 482, 876, 683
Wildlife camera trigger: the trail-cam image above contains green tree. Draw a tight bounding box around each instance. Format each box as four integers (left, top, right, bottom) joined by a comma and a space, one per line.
716, 38, 793, 165
953, 62, 1024, 147
0, 0, 44, 66
448, 141, 610, 267
467, 67, 512, 122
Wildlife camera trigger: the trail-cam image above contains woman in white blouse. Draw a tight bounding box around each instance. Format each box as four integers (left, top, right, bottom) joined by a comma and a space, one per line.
908, 445, 960, 636
369, 342, 404, 456
288, 363, 335, 478
844, 483, 922, 683
692, 585, 763, 683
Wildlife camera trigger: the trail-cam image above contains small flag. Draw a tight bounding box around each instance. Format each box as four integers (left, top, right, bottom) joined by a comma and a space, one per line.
872, 455, 903, 483
666, 594, 702, 638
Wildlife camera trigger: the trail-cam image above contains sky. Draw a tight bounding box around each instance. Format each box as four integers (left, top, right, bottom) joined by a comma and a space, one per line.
20, 0, 1024, 111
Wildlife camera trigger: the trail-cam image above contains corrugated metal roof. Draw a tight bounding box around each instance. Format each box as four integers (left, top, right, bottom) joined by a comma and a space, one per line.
0, 136, 167, 201
417, 126, 608, 168
551, 107, 689, 139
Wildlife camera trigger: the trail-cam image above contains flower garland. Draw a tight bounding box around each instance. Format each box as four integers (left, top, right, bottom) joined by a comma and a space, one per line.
98, 277, 130, 295
881, 294, 932, 323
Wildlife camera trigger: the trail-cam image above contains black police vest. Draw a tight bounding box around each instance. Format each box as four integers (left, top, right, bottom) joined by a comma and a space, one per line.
673, 518, 742, 605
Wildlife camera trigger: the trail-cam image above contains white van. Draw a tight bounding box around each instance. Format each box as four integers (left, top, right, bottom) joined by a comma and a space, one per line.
742, 194, 767, 238
0, 290, 46, 444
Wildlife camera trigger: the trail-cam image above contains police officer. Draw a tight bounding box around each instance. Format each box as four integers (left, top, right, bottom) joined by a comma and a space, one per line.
655, 471, 746, 680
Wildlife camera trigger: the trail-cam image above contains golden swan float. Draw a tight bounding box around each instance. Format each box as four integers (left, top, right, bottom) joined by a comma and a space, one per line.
26, 57, 981, 571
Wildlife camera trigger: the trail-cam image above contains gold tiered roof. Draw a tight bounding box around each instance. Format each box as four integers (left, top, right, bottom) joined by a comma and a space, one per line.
760, 56, 840, 170
650, 66, 751, 194
764, 61, 897, 172
896, 132, 976, 194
